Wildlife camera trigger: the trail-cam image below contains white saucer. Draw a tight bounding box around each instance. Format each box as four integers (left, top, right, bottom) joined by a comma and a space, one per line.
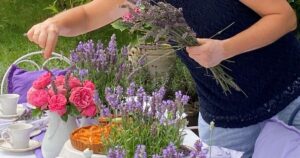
0, 105, 25, 118
30, 129, 42, 137
25, 103, 36, 109
0, 139, 41, 152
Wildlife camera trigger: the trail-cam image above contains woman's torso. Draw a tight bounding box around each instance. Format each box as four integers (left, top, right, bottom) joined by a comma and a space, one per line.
166, 0, 300, 127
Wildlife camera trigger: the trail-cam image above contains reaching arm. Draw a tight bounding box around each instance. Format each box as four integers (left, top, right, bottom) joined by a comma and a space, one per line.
27, 0, 128, 58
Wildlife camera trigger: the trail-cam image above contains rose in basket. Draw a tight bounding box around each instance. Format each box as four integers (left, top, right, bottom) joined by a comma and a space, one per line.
27, 69, 98, 158
27, 70, 98, 120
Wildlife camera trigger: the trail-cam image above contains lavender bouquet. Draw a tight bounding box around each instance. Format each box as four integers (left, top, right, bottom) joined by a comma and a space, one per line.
116, 0, 242, 94
100, 83, 207, 158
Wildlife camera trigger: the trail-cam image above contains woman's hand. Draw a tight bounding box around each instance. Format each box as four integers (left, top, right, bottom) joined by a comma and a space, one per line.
186, 39, 228, 68
27, 18, 59, 59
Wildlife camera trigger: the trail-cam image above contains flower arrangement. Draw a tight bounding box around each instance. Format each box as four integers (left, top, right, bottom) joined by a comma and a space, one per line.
27, 69, 98, 121
114, 0, 242, 94
94, 83, 206, 157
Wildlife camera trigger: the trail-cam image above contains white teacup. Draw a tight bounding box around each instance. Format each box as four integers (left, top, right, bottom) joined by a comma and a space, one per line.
0, 94, 20, 115
1, 123, 33, 149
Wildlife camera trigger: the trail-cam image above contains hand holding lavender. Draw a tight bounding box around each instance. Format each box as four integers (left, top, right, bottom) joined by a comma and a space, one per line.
120, 0, 242, 94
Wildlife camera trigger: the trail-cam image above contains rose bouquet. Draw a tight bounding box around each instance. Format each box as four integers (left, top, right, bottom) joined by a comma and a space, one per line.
27, 69, 98, 121
114, 0, 242, 94
97, 83, 206, 157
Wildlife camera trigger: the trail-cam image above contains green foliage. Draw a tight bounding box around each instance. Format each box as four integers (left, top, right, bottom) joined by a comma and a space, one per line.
32, 108, 42, 118
106, 116, 185, 157
45, 0, 91, 14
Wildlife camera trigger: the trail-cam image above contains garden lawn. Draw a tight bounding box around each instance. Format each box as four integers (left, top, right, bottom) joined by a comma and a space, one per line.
0, 0, 130, 81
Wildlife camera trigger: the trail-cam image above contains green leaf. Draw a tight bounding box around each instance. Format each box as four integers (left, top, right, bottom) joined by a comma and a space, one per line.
32, 109, 42, 118
61, 114, 68, 122
67, 104, 80, 117
111, 20, 128, 32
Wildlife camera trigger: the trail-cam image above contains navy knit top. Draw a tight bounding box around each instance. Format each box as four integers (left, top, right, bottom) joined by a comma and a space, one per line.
166, 0, 300, 127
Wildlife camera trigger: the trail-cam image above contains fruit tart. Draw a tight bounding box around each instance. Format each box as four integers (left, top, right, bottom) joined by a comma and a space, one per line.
70, 125, 111, 154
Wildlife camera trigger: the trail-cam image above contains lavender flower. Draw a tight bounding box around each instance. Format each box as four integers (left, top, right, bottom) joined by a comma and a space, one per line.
162, 143, 184, 158
108, 146, 126, 158
189, 140, 207, 158
134, 145, 147, 158
101, 108, 111, 117
116, 85, 124, 96
79, 69, 88, 80
127, 82, 136, 96
108, 34, 117, 64
152, 155, 161, 158
121, 46, 128, 57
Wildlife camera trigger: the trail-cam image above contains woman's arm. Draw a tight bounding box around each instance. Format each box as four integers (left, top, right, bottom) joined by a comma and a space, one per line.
187, 0, 297, 68
27, 0, 128, 58
223, 0, 297, 57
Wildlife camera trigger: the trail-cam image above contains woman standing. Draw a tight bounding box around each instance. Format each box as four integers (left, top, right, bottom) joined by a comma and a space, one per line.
26, 0, 300, 157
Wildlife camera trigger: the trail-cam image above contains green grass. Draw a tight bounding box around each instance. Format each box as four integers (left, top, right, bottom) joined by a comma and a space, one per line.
0, 0, 130, 80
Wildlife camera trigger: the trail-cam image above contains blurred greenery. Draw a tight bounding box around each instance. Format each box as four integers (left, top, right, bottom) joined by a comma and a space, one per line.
0, 0, 131, 81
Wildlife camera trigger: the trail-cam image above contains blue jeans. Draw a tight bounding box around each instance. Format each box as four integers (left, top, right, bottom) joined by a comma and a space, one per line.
198, 96, 300, 158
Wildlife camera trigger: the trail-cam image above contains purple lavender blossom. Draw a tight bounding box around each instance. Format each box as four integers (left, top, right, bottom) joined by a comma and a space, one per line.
134, 145, 147, 158
162, 143, 184, 158
194, 140, 203, 151
108, 34, 117, 64
108, 146, 126, 158
101, 108, 111, 117
116, 85, 124, 96
79, 69, 88, 80
152, 155, 161, 158
121, 46, 128, 57
181, 95, 190, 105
96, 40, 104, 50
70, 51, 80, 63
189, 140, 207, 158
127, 82, 136, 96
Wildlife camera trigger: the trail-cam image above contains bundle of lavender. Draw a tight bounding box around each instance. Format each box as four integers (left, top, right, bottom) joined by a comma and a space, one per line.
120, 0, 242, 94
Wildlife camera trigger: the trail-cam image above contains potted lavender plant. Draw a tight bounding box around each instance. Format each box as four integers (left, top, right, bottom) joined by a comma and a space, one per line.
98, 83, 207, 158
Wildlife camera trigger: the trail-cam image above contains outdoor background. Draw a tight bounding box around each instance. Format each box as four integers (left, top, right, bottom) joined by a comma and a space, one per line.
1, 0, 300, 79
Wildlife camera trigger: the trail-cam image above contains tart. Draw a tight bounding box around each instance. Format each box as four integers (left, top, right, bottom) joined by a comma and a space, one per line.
70, 125, 111, 154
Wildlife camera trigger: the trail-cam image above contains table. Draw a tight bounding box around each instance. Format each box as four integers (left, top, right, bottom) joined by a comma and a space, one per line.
0, 128, 243, 158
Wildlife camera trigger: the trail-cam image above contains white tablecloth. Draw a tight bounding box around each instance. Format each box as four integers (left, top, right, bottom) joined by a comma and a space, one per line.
0, 128, 243, 158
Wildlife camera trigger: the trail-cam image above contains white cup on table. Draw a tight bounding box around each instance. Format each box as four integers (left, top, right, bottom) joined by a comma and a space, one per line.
0, 94, 20, 115
1, 122, 33, 149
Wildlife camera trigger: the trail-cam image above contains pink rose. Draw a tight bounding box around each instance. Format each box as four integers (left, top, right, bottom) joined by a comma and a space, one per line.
122, 12, 134, 22
83, 80, 95, 91
69, 87, 93, 110
27, 89, 50, 109
49, 85, 67, 96
33, 73, 51, 89
55, 75, 65, 86
48, 94, 67, 116
69, 76, 81, 89
81, 104, 97, 117
134, 7, 141, 15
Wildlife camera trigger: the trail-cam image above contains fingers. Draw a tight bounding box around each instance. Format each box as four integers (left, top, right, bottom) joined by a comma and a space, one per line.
44, 30, 58, 59
186, 45, 205, 56
27, 25, 37, 42
26, 22, 59, 59
197, 38, 209, 45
